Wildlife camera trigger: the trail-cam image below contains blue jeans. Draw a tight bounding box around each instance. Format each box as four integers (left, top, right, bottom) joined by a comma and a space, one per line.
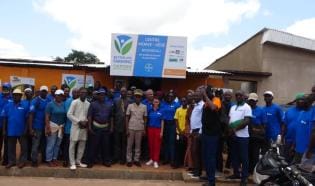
231, 136, 249, 181
202, 134, 218, 185
46, 132, 62, 162
163, 120, 176, 163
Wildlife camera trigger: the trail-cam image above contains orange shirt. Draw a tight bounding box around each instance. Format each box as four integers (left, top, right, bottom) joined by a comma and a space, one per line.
204, 96, 221, 110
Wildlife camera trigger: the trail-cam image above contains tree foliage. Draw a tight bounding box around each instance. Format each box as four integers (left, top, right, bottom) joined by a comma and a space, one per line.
64, 49, 101, 64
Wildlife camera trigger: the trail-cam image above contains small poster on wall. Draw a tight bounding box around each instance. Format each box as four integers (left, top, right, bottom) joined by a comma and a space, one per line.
10, 76, 35, 91
62, 74, 94, 92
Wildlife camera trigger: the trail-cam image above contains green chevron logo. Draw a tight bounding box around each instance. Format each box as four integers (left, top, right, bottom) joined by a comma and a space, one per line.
115, 35, 133, 55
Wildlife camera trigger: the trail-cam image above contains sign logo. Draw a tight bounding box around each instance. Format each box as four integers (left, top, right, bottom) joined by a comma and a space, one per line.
114, 35, 133, 55
64, 76, 77, 89
144, 63, 153, 72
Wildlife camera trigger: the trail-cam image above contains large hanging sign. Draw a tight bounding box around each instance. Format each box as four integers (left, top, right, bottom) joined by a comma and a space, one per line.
110, 33, 187, 79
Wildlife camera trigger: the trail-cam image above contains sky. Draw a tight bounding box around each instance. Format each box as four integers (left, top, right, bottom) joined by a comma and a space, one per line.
0, 0, 315, 70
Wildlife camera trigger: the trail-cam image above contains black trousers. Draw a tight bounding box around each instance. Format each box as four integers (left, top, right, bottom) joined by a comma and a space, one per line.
88, 129, 111, 165
249, 137, 267, 173
7, 136, 28, 165
62, 134, 70, 164
1, 135, 8, 165
113, 130, 126, 163
174, 134, 187, 167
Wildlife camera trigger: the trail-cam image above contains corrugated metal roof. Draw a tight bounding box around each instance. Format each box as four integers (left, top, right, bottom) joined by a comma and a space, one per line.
0, 58, 229, 75
0, 59, 108, 69
187, 69, 230, 75
261, 29, 315, 51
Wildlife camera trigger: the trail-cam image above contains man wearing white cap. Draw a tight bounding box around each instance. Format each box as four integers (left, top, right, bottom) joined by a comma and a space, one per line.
247, 93, 266, 173
262, 91, 284, 142
22, 87, 33, 161
29, 85, 50, 167
1, 89, 29, 169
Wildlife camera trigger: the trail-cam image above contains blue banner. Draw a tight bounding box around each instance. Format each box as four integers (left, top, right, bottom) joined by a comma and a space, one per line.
133, 35, 168, 77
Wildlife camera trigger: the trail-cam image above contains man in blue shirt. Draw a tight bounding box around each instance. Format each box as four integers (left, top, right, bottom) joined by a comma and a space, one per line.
1, 89, 29, 169
87, 88, 113, 168
47, 85, 57, 102
247, 93, 266, 173
161, 91, 180, 168
0, 82, 12, 166
282, 93, 304, 163
262, 91, 284, 142
23, 87, 33, 162
293, 95, 315, 164
141, 89, 154, 161
29, 85, 50, 167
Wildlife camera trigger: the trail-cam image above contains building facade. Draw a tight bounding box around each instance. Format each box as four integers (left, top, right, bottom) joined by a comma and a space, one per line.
0, 58, 227, 97
207, 28, 315, 104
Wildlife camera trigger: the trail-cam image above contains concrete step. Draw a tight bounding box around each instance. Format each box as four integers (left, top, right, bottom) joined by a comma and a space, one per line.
0, 164, 254, 185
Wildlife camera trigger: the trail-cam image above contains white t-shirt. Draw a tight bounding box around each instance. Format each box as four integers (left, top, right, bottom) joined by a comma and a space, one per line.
190, 100, 204, 134
229, 103, 252, 138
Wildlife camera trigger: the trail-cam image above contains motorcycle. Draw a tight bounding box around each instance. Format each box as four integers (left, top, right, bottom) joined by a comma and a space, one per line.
253, 136, 315, 186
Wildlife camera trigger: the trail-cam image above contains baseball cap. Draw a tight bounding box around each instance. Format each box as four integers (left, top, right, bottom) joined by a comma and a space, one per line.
40, 85, 48, 91
2, 83, 11, 93
295, 92, 305, 100
55, 89, 64, 95
97, 88, 106, 94
134, 89, 143, 96
2, 82, 11, 88
12, 89, 23, 94
248, 93, 258, 101
24, 88, 32, 92
264, 91, 274, 97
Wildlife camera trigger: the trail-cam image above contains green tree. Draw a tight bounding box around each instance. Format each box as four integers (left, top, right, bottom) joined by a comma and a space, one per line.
53, 56, 65, 62
64, 49, 101, 64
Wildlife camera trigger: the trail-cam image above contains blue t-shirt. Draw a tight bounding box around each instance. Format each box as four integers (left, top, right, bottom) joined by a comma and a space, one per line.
113, 90, 121, 99
47, 94, 54, 102
0, 93, 12, 128
263, 104, 284, 141
64, 97, 73, 134
284, 106, 302, 143
148, 108, 164, 128
30, 96, 50, 130
142, 99, 153, 113
162, 101, 180, 121
295, 108, 315, 154
105, 97, 114, 106
45, 101, 67, 125
251, 106, 265, 126
1, 101, 29, 136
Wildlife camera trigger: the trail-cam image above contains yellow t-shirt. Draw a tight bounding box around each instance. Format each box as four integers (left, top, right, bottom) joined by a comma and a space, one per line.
174, 106, 188, 134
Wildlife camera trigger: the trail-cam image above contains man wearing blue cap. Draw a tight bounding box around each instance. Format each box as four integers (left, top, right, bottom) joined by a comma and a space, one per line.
87, 88, 113, 168
0, 82, 12, 165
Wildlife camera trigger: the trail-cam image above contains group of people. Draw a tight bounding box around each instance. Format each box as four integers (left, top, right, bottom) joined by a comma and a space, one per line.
1, 80, 315, 186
